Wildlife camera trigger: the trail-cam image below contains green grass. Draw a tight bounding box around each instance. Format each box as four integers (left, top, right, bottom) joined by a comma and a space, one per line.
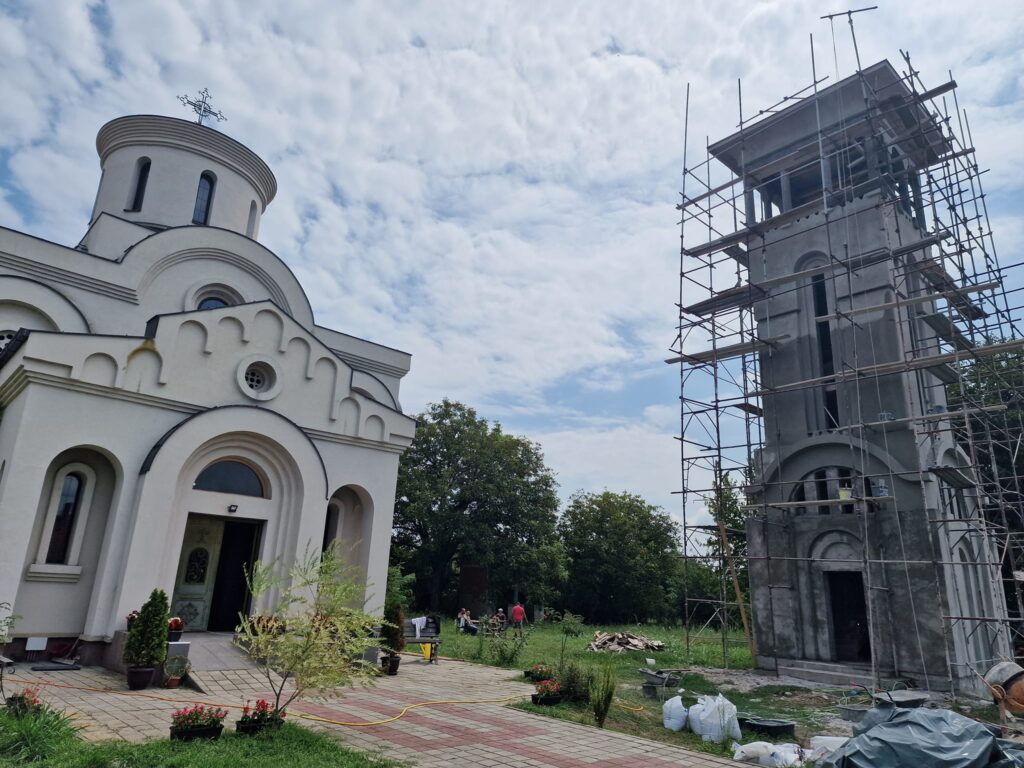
440, 622, 854, 753
440, 621, 753, 681
0, 715, 397, 768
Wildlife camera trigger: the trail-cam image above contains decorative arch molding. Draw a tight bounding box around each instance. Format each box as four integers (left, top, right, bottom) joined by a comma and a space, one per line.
807, 528, 864, 569
761, 434, 912, 487
139, 405, 328, 496
122, 226, 314, 326
794, 250, 830, 274
0, 275, 91, 333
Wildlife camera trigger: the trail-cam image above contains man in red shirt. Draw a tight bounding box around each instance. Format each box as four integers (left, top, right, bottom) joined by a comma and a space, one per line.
510, 602, 527, 636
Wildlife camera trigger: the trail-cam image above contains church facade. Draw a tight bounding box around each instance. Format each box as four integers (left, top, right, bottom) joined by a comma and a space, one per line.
0, 115, 415, 660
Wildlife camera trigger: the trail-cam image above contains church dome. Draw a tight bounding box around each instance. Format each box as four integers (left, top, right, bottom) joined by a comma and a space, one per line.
91, 115, 277, 240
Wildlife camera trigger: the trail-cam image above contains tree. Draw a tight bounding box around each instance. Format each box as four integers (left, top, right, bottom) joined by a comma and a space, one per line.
391, 399, 562, 611
704, 470, 749, 594
558, 491, 682, 624
380, 566, 413, 658
235, 546, 380, 716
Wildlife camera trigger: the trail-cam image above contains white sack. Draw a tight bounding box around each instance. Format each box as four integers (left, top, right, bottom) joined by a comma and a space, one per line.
662, 696, 687, 732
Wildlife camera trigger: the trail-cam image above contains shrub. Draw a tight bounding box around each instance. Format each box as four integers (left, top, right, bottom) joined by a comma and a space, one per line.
164, 655, 191, 678
556, 660, 595, 703
0, 601, 18, 701
123, 589, 169, 668
589, 665, 616, 727
489, 630, 530, 666
556, 610, 585, 667
0, 703, 77, 762
381, 566, 413, 656
170, 704, 228, 729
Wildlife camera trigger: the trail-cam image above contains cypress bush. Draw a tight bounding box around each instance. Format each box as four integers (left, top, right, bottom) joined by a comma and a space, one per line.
123, 589, 169, 667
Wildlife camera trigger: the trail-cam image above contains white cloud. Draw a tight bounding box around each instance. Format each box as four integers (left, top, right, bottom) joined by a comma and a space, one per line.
1, 0, 1021, 518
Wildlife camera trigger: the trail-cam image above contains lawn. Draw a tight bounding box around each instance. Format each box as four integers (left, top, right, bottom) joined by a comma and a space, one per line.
438, 620, 753, 679
0, 713, 396, 768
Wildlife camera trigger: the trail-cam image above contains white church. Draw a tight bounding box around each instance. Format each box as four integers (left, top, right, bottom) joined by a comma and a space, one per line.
0, 112, 415, 664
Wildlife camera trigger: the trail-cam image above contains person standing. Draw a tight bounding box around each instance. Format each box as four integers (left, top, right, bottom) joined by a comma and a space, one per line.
510, 601, 527, 636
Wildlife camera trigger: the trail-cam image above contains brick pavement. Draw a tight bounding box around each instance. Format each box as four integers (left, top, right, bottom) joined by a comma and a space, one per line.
7, 651, 737, 767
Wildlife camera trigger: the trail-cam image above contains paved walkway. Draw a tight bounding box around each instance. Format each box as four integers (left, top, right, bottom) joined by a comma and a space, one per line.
7, 646, 736, 767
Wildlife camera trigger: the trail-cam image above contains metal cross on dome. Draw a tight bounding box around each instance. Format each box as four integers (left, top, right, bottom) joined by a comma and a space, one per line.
177, 88, 227, 126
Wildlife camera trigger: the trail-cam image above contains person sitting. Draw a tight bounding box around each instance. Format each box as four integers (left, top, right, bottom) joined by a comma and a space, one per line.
456, 608, 478, 635
494, 608, 507, 630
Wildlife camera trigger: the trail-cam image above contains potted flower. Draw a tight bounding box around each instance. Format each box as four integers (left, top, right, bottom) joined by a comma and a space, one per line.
163, 655, 191, 689
236, 698, 285, 735
125, 610, 140, 631
526, 663, 554, 681
169, 704, 228, 741
122, 589, 169, 690
4, 687, 42, 718
167, 616, 185, 642
532, 678, 562, 706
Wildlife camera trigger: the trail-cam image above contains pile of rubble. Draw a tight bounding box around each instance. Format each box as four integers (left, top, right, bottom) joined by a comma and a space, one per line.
586, 631, 665, 653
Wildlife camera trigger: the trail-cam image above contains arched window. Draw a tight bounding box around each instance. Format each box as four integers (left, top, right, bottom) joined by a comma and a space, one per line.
246, 200, 258, 238
192, 172, 216, 225
45, 473, 83, 563
32, 463, 97, 571
193, 460, 266, 498
198, 296, 229, 310
126, 157, 150, 212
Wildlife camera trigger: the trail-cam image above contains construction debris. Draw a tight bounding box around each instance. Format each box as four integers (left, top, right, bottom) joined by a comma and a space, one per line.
587, 631, 665, 653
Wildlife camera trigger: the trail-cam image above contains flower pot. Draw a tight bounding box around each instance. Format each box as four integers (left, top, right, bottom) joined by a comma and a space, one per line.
126, 666, 154, 690
236, 719, 283, 736
168, 630, 183, 642
380, 655, 400, 675
170, 724, 223, 742
164, 676, 182, 689
531, 693, 562, 706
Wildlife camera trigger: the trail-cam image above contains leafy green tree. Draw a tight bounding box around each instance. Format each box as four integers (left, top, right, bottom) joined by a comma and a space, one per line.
704, 470, 748, 594
392, 399, 562, 610
948, 347, 1024, 511
236, 546, 380, 716
558, 491, 681, 623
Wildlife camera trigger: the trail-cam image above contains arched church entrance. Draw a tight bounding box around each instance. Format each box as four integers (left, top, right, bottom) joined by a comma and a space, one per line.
167, 430, 305, 632
171, 458, 273, 631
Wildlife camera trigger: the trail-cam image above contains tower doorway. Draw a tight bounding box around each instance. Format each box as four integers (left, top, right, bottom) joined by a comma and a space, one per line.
171, 514, 262, 631
827, 571, 871, 662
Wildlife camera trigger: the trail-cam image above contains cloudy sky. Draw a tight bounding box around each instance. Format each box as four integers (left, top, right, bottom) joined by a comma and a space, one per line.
1, 1, 1022, 519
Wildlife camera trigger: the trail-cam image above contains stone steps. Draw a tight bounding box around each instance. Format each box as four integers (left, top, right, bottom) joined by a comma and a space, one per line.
776, 657, 894, 688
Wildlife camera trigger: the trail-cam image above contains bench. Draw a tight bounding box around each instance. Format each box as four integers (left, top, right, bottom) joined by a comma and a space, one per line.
403, 617, 442, 664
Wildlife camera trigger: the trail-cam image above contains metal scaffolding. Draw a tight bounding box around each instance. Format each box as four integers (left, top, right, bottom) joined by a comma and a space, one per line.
671, 17, 1024, 699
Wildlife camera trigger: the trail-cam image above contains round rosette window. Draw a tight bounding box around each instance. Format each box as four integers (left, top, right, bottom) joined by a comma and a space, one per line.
236, 357, 282, 401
